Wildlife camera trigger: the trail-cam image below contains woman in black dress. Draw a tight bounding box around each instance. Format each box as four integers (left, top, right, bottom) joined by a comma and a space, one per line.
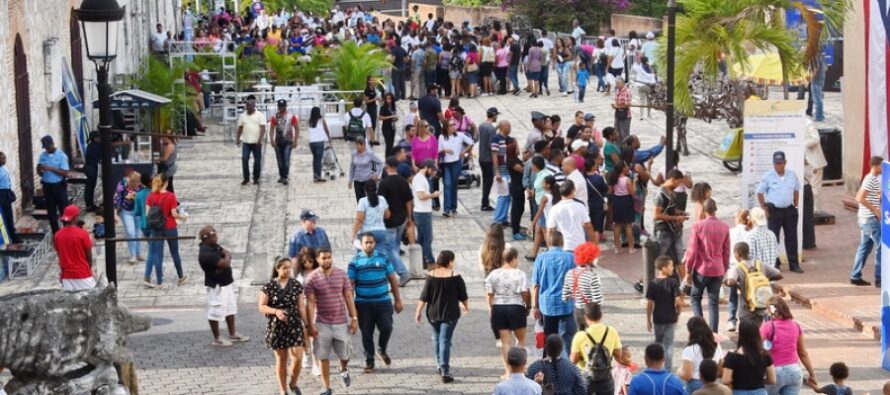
364, 76, 380, 146
259, 257, 308, 395
378, 92, 399, 156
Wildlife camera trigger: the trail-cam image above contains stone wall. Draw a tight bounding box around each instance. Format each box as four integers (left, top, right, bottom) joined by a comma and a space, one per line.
444, 5, 510, 27
609, 13, 663, 37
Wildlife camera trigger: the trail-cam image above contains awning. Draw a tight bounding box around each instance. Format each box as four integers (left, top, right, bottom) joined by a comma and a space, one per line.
93, 90, 172, 109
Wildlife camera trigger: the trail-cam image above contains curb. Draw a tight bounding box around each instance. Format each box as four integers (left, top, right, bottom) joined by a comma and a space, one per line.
775, 283, 881, 341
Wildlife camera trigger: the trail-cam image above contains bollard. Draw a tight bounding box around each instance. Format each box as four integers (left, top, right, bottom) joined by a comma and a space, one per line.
407, 244, 425, 278
641, 237, 658, 293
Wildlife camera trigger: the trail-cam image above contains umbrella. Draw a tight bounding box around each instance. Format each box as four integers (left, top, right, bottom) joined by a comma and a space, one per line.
732, 53, 809, 85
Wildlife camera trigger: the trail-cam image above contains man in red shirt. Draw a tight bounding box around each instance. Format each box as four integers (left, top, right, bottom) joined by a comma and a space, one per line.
684, 199, 730, 332
54, 205, 95, 291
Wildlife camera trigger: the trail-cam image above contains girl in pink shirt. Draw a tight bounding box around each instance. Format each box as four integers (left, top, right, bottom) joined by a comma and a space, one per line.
761, 296, 817, 394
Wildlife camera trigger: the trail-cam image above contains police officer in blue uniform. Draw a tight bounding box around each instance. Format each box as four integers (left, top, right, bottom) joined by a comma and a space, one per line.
0, 151, 16, 242
756, 151, 803, 273
36, 136, 70, 233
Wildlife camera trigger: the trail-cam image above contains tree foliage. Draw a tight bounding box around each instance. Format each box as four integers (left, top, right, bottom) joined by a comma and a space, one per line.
131, 56, 199, 131
328, 41, 392, 97
504, 0, 629, 35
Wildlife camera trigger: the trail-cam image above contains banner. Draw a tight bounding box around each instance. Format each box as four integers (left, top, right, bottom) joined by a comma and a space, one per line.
61, 57, 92, 157
741, 100, 807, 259
866, 0, 890, 174
881, 162, 890, 370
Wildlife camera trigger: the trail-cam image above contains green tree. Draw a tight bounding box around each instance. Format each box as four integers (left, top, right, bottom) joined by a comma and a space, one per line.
131, 56, 198, 132
328, 41, 392, 99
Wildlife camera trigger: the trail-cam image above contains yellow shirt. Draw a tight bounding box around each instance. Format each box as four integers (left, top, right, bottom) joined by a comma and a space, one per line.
238, 111, 267, 144
570, 323, 622, 371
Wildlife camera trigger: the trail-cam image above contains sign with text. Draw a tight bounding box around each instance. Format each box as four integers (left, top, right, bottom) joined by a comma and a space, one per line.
881, 162, 890, 370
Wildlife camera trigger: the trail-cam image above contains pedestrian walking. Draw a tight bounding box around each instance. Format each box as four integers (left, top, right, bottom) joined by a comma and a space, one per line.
269, 99, 298, 185
756, 151, 803, 273
132, 172, 152, 263
363, 76, 380, 146
412, 121, 441, 211
612, 78, 632, 141
236, 95, 266, 185
727, 210, 752, 332
0, 152, 15, 243
348, 233, 403, 373
653, 170, 689, 272
413, 159, 440, 265
761, 297, 817, 395
486, 247, 531, 379
528, 161, 555, 259
343, 98, 373, 144
562, 242, 605, 331
526, 334, 587, 395
723, 242, 782, 327
305, 247, 358, 395
850, 156, 883, 286
156, 135, 178, 192
608, 162, 636, 254
479, 224, 507, 275
347, 137, 383, 202
645, 256, 682, 371
351, 181, 390, 250
418, 84, 444, 136
569, 303, 623, 395
678, 316, 724, 394
723, 320, 777, 395
415, 250, 469, 383
307, 107, 331, 183
37, 135, 70, 233
82, 133, 101, 212
287, 209, 331, 258
54, 205, 95, 291
685, 199, 731, 333
259, 257, 308, 395
532, 231, 579, 351
145, 175, 188, 288
479, 108, 500, 211
632, 57, 656, 119
747, 208, 779, 279
508, 138, 528, 240
547, 180, 595, 251
494, 347, 543, 395
113, 171, 146, 263
198, 225, 249, 347
492, 120, 513, 226
627, 344, 685, 395
379, 93, 399, 156
690, 182, 712, 223
438, 119, 474, 217
378, 156, 413, 284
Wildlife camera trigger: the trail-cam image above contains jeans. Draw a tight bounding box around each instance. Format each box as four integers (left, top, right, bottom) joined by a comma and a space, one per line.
655, 229, 684, 267
767, 206, 799, 269
43, 181, 69, 234
442, 160, 461, 213
686, 379, 704, 394
430, 319, 458, 374
479, 160, 494, 207
83, 165, 98, 208
309, 141, 325, 179
495, 67, 508, 94
508, 65, 519, 91
540, 63, 550, 90
767, 364, 802, 395
356, 301, 394, 365
119, 210, 141, 258
690, 273, 722, 332
385, 224, 409, 281
557, 62, 569, 92
494, 194, 511, 225
594, 63, 606, 91
392, 68, 405, 100
145, 227, 183, 285
414, 212, 434, 263
241, 143, 262, 182
425, 70, 437, 93
734, 390, 768, 395
273, 141, 292, 179
543, 313, 577, 357
728, 284, 739, 324
577, 85, 587, 102
653, 323, 676, 371
851, 216, 882, 282
811, 78, 824, 121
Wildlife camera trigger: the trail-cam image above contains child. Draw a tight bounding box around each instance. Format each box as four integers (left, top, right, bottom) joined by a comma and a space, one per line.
529, 174, 558, 259
692, 359, 731, 395
92, 214, 105, 239
612, 346, 635, 395
608, 161, 636, 254
645, 256, 682, 371
726, 209, 751, 332
577, 62, 590, 103
809, 362, 852, 395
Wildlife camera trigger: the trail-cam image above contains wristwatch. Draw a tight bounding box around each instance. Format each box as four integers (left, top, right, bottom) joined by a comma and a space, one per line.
350, 316, 358, 322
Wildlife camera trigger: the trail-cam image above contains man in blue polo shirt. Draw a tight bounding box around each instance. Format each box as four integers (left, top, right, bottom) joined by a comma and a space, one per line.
287, 209, 331, 258
628, 344, 685, 395
756, 150, 803, 273
531, 230, 578, 353
37, 136, 70, 233
348, 233, 403, 374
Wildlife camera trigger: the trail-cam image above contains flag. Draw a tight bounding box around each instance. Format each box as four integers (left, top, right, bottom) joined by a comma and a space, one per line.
61, 57, 92, 157
866, 0, 890, 174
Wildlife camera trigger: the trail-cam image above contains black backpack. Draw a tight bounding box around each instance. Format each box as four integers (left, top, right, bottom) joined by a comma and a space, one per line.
147, 194, 169, 231
585, 328, 613, 382
345, 111, 366, 141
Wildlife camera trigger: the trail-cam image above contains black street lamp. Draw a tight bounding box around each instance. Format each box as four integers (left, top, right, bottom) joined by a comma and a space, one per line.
665, 0, 677, 172
75, 0, 125, 286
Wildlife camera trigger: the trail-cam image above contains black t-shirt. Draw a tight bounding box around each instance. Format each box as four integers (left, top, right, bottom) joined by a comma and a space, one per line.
645, 277, 680, 324
508, 157, 524, 191
364, 87, 378, 110
85, 142, 102, 167
380, 105, 396, 130
510, 43, 522, 65
723, 351, 773, 390
392, 45, 407, 69
198, 243, 234, 287
418, 94, 442, 134
566, 124, 584, 141
378, 173, 413, 228
420, 274, 468, 322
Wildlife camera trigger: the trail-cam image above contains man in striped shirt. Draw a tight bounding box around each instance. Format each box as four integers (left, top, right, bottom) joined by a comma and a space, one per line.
850, 156, 883, 287
348, 233, 403, 373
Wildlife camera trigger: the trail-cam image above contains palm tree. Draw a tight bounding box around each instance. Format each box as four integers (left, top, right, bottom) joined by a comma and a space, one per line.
328, 41, 392, 99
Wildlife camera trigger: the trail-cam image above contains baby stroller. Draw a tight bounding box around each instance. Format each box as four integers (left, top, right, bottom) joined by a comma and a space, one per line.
323, 141, 345, 180
457, 152, 481, 189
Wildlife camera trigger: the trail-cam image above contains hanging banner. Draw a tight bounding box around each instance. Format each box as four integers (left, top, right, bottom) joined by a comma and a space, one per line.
881, 162, 890, 371
741, 99, 807, 259
62, 57, 92, 157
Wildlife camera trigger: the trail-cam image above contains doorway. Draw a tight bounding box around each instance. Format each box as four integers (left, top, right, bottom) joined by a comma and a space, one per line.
14, 35, 34, 209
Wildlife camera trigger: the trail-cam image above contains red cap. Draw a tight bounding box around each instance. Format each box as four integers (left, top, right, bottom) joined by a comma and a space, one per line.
60, 205, 80, 222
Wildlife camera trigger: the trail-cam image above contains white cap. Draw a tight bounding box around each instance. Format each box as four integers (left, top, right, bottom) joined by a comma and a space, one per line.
646, 32, 655, 39
571, 139, 589, 152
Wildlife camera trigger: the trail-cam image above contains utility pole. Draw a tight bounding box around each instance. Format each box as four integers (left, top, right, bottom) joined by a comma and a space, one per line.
665, 0, 677, 171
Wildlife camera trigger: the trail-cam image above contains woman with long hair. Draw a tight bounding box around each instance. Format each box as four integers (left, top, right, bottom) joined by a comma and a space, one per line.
114, 171, 145, 263
526, 41, 543, 98
415, 250, 469, 383
608, 161, 636, 254
761, 296, 818, 395
411, 120, 440, 210
363, 75, 380, 145
690, 182, 713, 224
307, 106, 331, 182
352, 181, 392, 254
592, 38, 607, 93
465, 44, 481, 98
506, 137, 526, 240
448, 46, 463, 99
679, 316, 724, 393
479, 224, 506, 275
480, 37, 496, 96
494, 41, 510, 94
378, 93, 399, 156
486, 247, 531, 379
555, 37, 572, 95
723, 320, 777, 395
157, 135, 178, 192
258, 257, 308, 395
144, 174, 188, 288
293, 246, 319, 285
438, 121, 474, 217
529, 174, 560, 260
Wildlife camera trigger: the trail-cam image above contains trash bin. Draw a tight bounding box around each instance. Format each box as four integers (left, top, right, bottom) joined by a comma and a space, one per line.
819, 128, 842, 181
641, 238, 658, 293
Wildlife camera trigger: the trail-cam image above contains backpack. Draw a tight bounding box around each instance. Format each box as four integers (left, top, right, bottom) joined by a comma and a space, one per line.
584, 327, 613, 381
147, 194, 169, 231
597, 51, 608, 66
449, 54, 464, 73
345, 111, 366, 141
738, 260, 773, 311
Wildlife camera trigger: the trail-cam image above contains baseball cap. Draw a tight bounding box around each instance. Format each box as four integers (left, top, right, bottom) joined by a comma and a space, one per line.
41, 135, 54, 148
486, 107, 500, 116
772, 151, 786, 164
277, 99, 287, 107
530, 111, 547, 121
749, 207, 768, 227
646, 31, 655, 39
60, 204, 80, 222
583, 112, 596, 121
299, 209, 319, 222
506, 347, 528, 367
571, 139, 589, 152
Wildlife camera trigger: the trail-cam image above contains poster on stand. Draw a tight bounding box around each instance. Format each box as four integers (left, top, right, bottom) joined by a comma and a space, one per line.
880, 162, 890, 370
741, 99, 806, 259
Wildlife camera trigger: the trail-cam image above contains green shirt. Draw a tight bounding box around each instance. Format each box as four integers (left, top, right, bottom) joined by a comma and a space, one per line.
603, 142, 620, 172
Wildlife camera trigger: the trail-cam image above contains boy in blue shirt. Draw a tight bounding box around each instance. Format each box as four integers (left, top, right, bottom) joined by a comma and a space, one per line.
577, 62, 590, 103
628, 344, 686, 395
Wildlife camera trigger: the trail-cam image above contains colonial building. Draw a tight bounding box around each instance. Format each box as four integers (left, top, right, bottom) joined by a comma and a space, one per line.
0, 0, 181, 222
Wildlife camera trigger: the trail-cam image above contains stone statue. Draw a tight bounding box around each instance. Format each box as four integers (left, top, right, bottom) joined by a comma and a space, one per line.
0, 286, 150, 395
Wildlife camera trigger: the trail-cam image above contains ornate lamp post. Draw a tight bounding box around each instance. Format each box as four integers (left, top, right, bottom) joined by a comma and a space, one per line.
75, 0, 125, 286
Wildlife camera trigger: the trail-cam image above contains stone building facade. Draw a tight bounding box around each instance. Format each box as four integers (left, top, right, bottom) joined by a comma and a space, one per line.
0, 0, 181, 223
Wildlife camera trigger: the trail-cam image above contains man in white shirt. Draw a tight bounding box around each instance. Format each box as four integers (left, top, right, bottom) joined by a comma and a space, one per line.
151, 24, 167, 53
538, 31, 555, 95
412, 159, 441, 265
547, 180, 595, 251
342, 98, 373, 149
571, 19, 586, 40
562, 156, 587, 208
236, 95, 266, 185
424, 13, 437, 32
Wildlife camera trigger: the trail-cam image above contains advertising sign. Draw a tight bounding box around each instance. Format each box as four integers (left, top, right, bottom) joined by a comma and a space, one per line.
881, 162, 890, 370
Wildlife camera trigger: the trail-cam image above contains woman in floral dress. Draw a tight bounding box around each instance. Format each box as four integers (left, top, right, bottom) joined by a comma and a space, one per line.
259, 257, 308, 395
